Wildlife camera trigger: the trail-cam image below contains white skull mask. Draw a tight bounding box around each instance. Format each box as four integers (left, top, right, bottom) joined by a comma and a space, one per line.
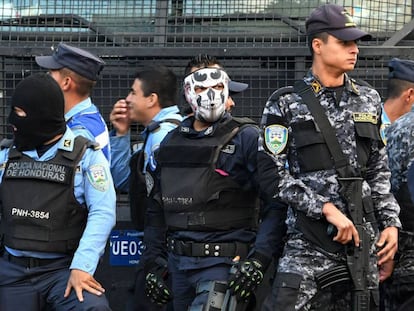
184, 68, 229, 123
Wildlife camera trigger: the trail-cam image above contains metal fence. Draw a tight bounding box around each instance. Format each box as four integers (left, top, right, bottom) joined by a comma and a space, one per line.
2, 2, 414, 309
0, 0, 414, 138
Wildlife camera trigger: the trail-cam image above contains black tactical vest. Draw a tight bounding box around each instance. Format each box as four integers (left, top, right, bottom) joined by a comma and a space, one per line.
128, 119, 181, 231
157, 117, 260, 231
0, 136, 94, 254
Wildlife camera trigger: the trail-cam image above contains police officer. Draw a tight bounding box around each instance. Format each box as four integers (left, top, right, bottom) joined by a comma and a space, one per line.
0, 73, 116, 310
259, 4, 400, 310
142, 66, 286, 310
35, 42, 111, 162
380, 58, 414, 145
109, 66, 182, 311
383, 58, 414, 310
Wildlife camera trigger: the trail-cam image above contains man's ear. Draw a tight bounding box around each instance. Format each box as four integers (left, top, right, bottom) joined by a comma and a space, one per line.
147, 92, 159, 108
60, 76, 72, 92
312, 38, 322, 55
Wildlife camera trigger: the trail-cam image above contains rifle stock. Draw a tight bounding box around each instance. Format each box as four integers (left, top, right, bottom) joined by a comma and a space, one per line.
338, 177, 370, 311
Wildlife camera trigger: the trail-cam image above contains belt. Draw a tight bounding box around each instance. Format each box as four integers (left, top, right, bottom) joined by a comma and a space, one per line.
167, 238, 250, 257
4, 252, 62, 268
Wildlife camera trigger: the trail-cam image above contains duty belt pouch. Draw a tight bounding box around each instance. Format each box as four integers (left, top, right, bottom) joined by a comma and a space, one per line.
296, 212, 343, 254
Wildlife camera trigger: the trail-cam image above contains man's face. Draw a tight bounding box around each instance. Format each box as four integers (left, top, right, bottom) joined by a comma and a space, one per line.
125, 79, 152, 124
315, 34, 359, 73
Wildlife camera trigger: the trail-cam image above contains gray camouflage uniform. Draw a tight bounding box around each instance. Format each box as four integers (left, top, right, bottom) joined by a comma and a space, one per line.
384, 105, 414, 310
259, 70, 401, 310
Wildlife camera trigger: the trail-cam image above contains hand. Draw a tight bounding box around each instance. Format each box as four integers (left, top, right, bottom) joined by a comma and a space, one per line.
379, 259, 394, 282
323, 202, 360, 246
376, 226, 398, 266
145, 257, 172, 305
64, 269, 105, 302
109, 99, 131, 136
228, 256, 265, 302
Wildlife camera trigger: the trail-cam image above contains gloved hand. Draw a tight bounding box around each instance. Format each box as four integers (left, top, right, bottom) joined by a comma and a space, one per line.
145, 257, 172, 305
228, 254, 268, 302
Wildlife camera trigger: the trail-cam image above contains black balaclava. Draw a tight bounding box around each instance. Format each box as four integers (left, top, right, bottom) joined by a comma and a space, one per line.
8, 73, 66, 151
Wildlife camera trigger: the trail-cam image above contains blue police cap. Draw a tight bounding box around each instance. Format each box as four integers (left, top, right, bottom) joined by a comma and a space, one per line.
388, 58, 414, 83
35, 43, 105, 81
306, 4, 371, 41
229, 80, 248, 96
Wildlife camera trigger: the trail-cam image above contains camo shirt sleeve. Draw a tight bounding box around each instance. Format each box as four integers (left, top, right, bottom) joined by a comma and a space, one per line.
259, 85, 331, 220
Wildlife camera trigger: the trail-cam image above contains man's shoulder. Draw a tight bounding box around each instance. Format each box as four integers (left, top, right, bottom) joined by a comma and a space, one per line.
266, 86, 295, 105
389, 111, 414, 134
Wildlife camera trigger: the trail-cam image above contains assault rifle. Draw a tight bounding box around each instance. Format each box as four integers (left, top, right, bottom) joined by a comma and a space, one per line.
338, 177, 370, 311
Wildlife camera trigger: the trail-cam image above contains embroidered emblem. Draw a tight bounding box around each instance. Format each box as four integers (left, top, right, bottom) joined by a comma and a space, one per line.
87, 164, 109, 192
353, 112, 378, 124
264, 124, 288, 155
63, 139, 72, 148
350, 80, 360, 95
311, 79, 322, 94
342, 10, 357, 27
221, 144, 235, 154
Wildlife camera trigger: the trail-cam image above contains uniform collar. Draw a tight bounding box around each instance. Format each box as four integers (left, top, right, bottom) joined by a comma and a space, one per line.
304, 70, 361, 97
65, 97, 92, 121
17, 127, 76, 160
152, 105, 181, 122
142, 105, 182, 136
56, 127, 78, 152
179, 113, 232, 137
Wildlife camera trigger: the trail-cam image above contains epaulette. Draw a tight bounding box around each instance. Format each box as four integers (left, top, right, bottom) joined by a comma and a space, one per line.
266, 86, 294, 104
231, 116, 257, 126
147, 118, 181, 133
0, 138, 13, 150
88, 141, 100, 150
351, 78, 373, 88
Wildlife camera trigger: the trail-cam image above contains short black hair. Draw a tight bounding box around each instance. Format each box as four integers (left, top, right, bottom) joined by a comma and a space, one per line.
134, 65, 177, 108
184, 54, 223, 76
387, 78, 414, 99
307, 31, 329, 58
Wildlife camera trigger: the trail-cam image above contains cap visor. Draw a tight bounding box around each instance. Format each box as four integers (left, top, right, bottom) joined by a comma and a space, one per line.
35, 55, 63, 70
229, 80, 248, 93
328, 28, 372, 41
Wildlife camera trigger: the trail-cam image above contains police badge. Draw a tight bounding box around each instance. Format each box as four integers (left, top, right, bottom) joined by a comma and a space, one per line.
264, 124, 288, 155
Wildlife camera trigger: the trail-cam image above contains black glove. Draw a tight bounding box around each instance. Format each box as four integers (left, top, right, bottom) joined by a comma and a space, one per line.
228, 253, 269, 302
145, 257, 172, 305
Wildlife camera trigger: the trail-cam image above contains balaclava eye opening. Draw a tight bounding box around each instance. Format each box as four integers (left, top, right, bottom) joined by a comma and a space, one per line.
8, 73, 66, 151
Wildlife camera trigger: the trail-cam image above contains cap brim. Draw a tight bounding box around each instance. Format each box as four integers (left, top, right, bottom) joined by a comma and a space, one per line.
229, 80, 248, 94
35, 55, 64, 70
328, 28, 372, 41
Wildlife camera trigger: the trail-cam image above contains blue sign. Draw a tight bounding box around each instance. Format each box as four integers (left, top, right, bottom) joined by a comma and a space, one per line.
109, 230, 144, 266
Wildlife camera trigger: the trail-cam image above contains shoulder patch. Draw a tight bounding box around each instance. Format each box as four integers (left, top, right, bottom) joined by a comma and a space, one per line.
264, 124, 288, 155
380, 123, 390, 146
87, 164, 110, 192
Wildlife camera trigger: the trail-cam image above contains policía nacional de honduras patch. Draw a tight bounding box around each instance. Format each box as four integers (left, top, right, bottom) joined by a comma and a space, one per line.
264, 124, 288, 155
87, 164, 109, 192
